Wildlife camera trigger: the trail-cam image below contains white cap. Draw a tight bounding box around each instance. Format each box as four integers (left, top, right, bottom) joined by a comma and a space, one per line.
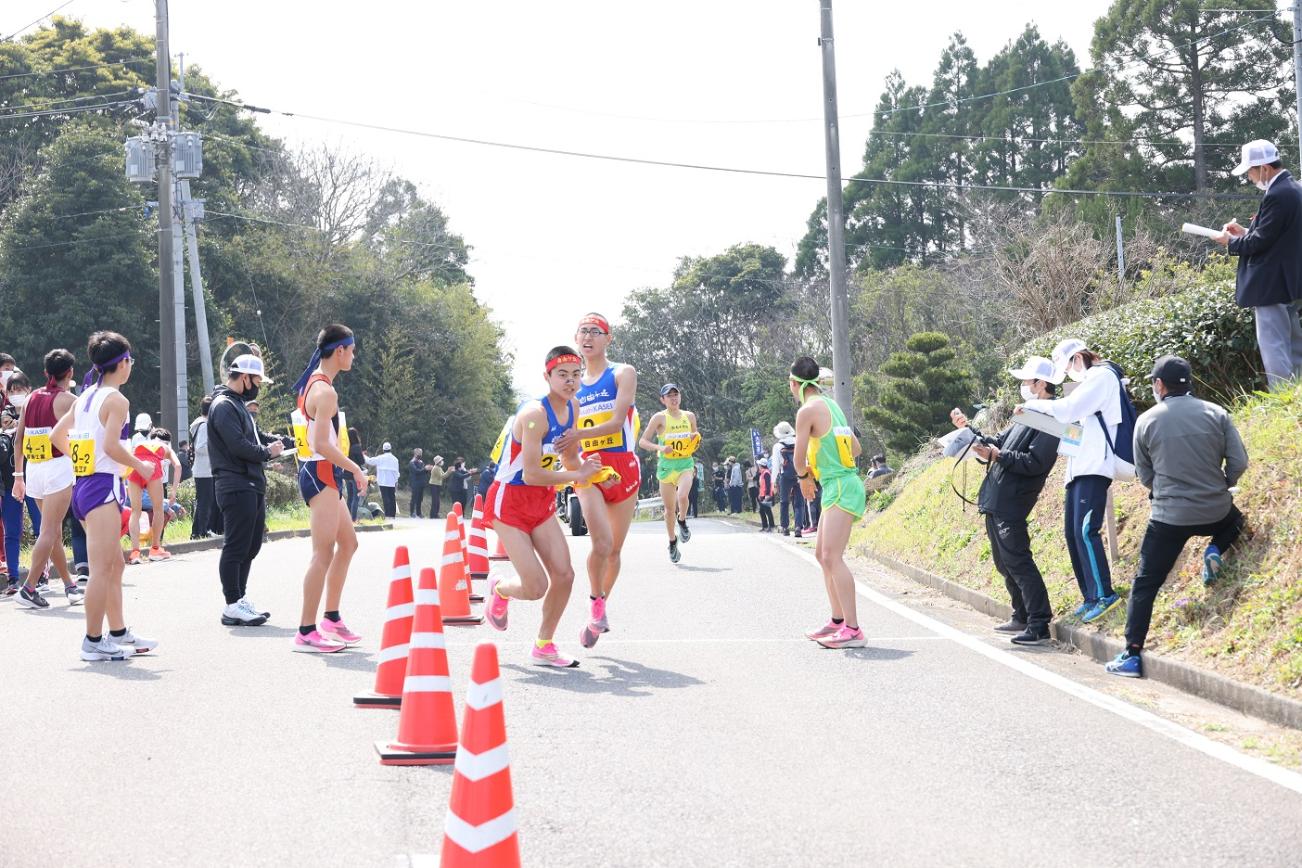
1232, 139, 1279, 176
1009, 355, 1065, 385
1051, 338, 1088, 376
758, 457, 769, 467
382, 441, 392, 452
134, 412, 152, 431
230, 354, 273, 383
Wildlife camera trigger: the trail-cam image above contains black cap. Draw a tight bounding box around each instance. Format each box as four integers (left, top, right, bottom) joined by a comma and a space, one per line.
659, 383, 680, 396
1149, 355, 1192, 385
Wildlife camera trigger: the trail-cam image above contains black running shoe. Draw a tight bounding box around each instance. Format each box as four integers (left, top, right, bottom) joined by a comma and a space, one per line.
1010, 629, 1051, 646
16, 585, 49, 609
678, 520, 691, 543
669, 540, 681, 564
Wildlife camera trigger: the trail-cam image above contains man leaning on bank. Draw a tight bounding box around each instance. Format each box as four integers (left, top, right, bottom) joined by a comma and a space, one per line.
1214, 139, 1302, 390
1105, 356, 1248, 680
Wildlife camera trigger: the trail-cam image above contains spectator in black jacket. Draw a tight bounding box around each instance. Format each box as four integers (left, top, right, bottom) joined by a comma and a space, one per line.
409, 448, 430, 518
951, 356, 1063, 646
1216, 140, 1302, 390
207, 355, 283, 627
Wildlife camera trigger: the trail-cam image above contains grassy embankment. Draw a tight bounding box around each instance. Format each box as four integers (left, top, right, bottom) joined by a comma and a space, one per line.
852, 385, 1302, 699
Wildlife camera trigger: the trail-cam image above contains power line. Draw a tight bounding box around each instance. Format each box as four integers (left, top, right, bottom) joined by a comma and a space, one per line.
2, 0, 78, 43
0, 90, 135, 115
7, 229, 155, 253
865, 126, 1250, 150
0, 59, 153, 82
0, 98, 136, 123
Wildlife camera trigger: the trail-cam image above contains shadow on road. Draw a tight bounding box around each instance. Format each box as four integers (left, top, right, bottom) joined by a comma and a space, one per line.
70, 662, 167, 680
223, 625, 300, 639
502, 656, 704, 697
829, 645, 915, 662
673, 565, 728, 573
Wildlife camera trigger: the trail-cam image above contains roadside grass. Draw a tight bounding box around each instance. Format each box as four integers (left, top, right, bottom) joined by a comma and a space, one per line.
852, 384, 1302, 700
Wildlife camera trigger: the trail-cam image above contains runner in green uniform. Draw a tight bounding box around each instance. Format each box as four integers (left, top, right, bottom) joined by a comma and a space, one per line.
638, 383, 699, 563
789, 356, 866, 649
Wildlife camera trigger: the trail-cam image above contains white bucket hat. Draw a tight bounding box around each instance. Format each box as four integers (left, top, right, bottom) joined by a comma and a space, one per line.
1009, 355, 1065, 385
1232, 139, 1279, 176
772, 421, 795, 439
229, 353, 273, 383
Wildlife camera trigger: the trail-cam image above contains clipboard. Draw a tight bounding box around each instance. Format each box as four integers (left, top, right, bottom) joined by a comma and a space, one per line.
1014, 407, 1083, 457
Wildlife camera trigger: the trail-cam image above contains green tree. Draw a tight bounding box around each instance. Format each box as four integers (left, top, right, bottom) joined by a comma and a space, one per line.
861, 332, 974, 454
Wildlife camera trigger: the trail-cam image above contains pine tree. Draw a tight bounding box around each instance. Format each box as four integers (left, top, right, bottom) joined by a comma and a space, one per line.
861, 332, 973, 455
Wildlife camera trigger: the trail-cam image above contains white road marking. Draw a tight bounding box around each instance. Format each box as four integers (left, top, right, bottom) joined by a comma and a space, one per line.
770, 536, 1302, 797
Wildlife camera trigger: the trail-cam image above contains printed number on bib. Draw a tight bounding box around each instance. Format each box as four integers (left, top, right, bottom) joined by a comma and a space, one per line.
23, 426, 53, 462
337, 410, 350, 456
579, 409, 622, 451
69, 432, 96, 477
290, 410, 312, 460
833, 426, 855, 467
540, 445, 560, 471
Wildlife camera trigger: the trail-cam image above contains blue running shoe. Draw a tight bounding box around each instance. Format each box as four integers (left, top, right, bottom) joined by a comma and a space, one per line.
1072, 601, 1093, 619
1105, 651, 1143, 678
1082, 594, 1121, 624
1202, 545, 1223, 585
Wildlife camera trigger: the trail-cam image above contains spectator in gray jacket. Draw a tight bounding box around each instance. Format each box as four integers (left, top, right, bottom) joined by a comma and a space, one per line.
1106, 356, 1248, 679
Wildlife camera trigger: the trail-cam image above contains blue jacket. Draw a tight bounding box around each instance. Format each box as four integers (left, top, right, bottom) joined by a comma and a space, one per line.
1227, 170, 1302, 307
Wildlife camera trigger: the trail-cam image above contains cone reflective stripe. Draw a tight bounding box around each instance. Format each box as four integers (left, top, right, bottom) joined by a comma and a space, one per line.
376, 567, 459, 765
467, 494, 490, 580
440, 642, 520, 868
440, 514, 484, 625
354, 546, 415, 708
489, 533, 508, 561
457, 505, 483, 602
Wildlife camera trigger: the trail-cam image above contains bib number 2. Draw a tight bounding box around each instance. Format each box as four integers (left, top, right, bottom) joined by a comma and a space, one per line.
69, 432, 96, 477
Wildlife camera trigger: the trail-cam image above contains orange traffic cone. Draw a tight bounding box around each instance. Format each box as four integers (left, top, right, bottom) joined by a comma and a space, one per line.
376, 567, 459, 765
456, 507, 483, 603
467, 494, 490, 580
440, 642, 520, 867
354, 545, 415, 709
489, 534, 508, 562
440, 514, 484, 625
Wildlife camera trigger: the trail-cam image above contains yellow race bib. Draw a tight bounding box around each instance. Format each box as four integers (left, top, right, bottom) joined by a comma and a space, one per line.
833, 425, 855, 467
579, 405, 623, 451
663, 431, 700, 459
337, 410, 350, 456
290, 409, 311, 460
69, 432, 96, 477
22, 426, 53, 463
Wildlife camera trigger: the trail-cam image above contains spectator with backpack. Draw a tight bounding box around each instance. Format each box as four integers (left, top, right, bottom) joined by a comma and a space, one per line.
1019, 338, 1137, 624
770, 421, 808, 537
756, 458, 775, 532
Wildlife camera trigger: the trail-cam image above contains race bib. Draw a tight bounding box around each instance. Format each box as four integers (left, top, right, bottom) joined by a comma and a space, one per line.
579, 402, 623, 451
663, 431, 700, 459
69, 432, 96, 477
832, 425, 855, 467
540, 444, 560, 471
290, 409, 312, 460
337, 411, 350, 456
23, 426, 53, 462
490, 418, 511, 464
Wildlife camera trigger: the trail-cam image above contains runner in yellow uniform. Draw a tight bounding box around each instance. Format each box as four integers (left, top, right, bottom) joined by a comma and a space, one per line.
638, 383, 699, 564
789, 356, 867, 649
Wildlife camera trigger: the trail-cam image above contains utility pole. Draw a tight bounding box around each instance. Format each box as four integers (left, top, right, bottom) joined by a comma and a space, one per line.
818, 0, 854, 422
1115, 215, 1125, 290
154, 0, 179, 436
1293, 4, 1302, 142
169, 53, 188, 436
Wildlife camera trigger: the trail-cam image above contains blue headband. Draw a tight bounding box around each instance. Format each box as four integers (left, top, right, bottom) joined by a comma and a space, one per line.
294, 336, 354, 395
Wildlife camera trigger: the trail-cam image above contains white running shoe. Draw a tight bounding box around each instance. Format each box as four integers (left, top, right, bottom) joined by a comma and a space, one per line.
80, 636, 133, 662
239, 598, 270, 620
113, 628, 158, 655
221, 602, 267, 626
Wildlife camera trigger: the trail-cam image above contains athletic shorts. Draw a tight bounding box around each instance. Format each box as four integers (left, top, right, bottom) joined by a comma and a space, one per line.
126, 448, 165, 489
582, 451, 641, 504
819, 473, 867, 520
483, 480, 557, 533
72, 472, 126, 522
299, 459, 344, 506
656, 457, 694, 487
25, 455, 74, 499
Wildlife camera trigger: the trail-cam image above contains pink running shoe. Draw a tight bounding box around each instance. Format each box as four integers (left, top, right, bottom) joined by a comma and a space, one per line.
805, 620, 841, 641
530, 642, 579, 668
817, 626, 867, 649
292, 630, 346, 653
486, 577, 509, 631
590, 596, 609, 633
319, 618, 362, 645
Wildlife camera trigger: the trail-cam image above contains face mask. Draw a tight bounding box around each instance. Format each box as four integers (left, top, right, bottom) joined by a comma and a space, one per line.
1066, 362, 1086, 383
1254, 179, 1268, 192
1019, 384, 1036, 402
8, 393, 27, 408
1151, 385, 1163, 404
243, 378, 260, 402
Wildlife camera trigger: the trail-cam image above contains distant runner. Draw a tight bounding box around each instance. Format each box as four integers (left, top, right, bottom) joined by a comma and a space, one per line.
638, 383, 699, 563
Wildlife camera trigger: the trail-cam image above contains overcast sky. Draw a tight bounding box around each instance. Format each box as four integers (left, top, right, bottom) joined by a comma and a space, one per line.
12, 0, 1130, 389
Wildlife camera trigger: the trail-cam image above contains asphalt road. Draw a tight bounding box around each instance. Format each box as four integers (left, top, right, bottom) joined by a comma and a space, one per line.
2, 517, 1301, 868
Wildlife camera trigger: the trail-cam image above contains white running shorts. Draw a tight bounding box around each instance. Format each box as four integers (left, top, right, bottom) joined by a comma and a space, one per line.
25, 455, 75, 499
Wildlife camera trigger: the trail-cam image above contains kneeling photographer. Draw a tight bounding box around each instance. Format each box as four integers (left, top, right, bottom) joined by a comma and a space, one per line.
949, 356, 1063, 646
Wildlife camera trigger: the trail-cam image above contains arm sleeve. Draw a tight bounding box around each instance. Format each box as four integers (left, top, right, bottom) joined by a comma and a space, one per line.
1227, 191, 1291, 258
1021, 368, 1114, 424
209, 401, 270, 464
1222, 415, 1249, 487
1134, 417, 1155, 490
995, 428, 1058, 477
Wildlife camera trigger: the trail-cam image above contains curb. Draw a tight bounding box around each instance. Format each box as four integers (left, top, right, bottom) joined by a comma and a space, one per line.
162, 522, 395, 556
864, 550, 1302, 731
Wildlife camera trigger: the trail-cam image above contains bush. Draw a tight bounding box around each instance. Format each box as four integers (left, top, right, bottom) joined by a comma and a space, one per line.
1022, 270, 1258, 408
265, 466, 300, 511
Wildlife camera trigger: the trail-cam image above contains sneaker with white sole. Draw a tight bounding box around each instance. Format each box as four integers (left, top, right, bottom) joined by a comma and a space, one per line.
16, 585, 49, 610
486, 577, 510, 631
318, 618, 362, 645
293, 630, 345, 653
80, 636, 133, 662
64, 584, 85, 606
112, 628, 157, 655
240, 598, 270, 620
817, 625, 867, 649
222, 602, 267, 626
804, 619, 842, 641
530, 642, 580, 668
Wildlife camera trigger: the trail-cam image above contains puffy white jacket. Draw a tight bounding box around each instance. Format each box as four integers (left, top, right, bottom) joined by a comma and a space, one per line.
1021, 364, 1122, 485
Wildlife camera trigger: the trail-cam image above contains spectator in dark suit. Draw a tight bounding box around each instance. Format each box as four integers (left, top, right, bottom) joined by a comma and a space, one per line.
409, 448, 430, 518
1216, 139, 1302, 390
